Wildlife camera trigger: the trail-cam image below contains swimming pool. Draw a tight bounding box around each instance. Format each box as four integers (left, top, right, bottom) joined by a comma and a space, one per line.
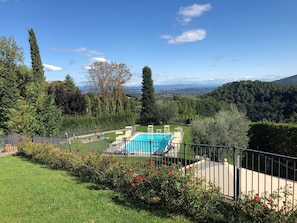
121, 133, 173, 154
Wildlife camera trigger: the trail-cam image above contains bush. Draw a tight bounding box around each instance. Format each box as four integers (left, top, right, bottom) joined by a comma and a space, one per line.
190, 104, 250, 148
232, 187, 296, 222
248, 122, 297, 156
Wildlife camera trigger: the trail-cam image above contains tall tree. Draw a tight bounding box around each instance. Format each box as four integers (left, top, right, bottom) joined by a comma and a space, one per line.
8, 29, 63, 136
140, 66, 155, 124
28, 28, 45, 86
0, 36, 24, 131
87, 61, 132, 100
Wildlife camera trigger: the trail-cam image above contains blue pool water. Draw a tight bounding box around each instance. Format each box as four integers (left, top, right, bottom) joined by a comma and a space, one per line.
121, 133, 173, 153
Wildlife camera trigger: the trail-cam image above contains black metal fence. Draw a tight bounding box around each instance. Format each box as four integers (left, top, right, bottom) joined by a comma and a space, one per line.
105, 139, 297, 211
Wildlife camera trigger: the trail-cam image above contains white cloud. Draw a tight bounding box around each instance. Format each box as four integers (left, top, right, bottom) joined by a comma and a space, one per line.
162, 29, 206, 44
74, 47, 100, 56
178, 3, 212, 24
84, 57, 110, 70
52, 47, 100, 56
90, 57, 109, 63
84, 65, 91, 70
43, 64, 63, 71
73, 47, 88, 53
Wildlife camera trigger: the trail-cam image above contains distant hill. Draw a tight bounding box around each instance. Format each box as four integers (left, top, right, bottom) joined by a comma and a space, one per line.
125, 84, 218, 97
78, 84, 218, 96
205, 80, 297, 122
273, 74, 297, 86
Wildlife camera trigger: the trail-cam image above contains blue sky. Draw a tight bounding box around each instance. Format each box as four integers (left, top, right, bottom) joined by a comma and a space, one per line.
1, 0, 297, 86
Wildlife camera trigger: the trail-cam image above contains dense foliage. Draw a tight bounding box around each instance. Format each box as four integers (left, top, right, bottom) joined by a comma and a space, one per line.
248, 122, 297, 156
190, 105, 250, 148
154, 99, 178, 124
206, 80, 297, 122
0, 36, 24, 132
48, 80, 86, 115
0, 32, 62, 136
60, 113, 136, 135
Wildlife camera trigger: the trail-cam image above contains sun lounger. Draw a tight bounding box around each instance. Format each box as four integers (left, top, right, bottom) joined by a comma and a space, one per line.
147, 125, 154, 133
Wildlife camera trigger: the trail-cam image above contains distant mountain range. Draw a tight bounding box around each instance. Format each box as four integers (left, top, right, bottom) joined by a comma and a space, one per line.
78, 74, 297, 97
273, 74, 297, 86
124, 84, 219, 97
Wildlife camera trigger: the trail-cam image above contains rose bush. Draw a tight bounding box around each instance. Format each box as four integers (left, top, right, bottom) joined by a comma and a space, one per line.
17, 140, 297, 222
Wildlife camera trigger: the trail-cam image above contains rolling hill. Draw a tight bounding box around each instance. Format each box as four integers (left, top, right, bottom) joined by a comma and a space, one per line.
273, 74, 297, 86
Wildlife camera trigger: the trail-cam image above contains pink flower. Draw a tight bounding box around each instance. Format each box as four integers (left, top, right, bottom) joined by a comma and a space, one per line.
136, 175, 142, 183
253, 193, 260, 202
167, 172, 173, 177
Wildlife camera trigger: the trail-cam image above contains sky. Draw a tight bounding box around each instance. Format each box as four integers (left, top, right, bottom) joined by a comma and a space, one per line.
1, 0, 297, 86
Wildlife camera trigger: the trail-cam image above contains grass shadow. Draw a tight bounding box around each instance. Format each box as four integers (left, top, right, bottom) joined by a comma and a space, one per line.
110, 193, 185, 220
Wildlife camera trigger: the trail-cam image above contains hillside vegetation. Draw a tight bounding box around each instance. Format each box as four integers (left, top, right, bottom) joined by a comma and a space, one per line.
204, 80, 297, 122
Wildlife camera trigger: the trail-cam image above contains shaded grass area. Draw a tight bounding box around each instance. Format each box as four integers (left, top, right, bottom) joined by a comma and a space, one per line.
0, 155, 191, 223
60, 138, 108, 153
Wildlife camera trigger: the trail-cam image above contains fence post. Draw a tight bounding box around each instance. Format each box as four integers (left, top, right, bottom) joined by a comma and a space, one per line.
150, 139, 152, 162
233, 145, 237, 199
184, 141, 187, 174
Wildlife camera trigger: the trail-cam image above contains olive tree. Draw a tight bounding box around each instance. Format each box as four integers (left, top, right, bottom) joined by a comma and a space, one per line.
190, 104, 250, 148
154, 100, 178, 124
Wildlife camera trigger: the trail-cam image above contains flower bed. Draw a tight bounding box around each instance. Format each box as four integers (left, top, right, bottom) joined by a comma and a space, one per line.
16, 140, 297, 222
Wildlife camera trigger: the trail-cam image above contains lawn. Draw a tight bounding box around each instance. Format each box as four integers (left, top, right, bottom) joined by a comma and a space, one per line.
0, 155, 191, 223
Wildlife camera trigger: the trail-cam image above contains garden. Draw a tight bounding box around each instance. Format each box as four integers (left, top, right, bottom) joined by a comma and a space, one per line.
3, 138, 295, 223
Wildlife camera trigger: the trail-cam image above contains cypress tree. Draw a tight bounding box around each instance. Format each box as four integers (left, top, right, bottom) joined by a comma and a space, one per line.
28, 28, 45, 86
140, 66, 155, 124
26, 29, 62, 136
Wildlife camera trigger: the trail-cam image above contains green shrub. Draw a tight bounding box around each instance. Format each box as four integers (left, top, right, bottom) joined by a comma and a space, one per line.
61, 113, 136, 135
248, 122, 297, 156
232, 186, 296, 222
190, 104, 250, 147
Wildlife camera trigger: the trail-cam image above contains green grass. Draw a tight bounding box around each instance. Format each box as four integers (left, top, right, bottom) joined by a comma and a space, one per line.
60, 139, 109, 153
0, 155, 191, 223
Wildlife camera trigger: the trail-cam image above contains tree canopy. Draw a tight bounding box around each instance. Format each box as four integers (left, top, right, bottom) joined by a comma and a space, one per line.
190, 104, 250, 148
206, 80, 297, 122
6, 30, 62, 136
87, 61, 132, 100
0, 36, 25, 131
